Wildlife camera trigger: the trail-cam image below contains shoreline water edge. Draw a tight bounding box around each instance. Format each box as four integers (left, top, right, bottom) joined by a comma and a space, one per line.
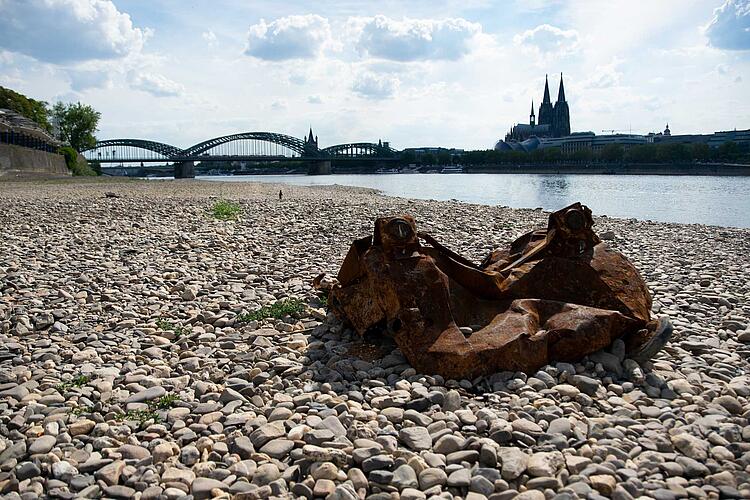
1, 178, 749, 499
194, 174, 750, 229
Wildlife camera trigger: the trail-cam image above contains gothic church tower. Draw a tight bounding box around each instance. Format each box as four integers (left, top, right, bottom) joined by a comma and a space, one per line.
552, 73, 570, 137
538, 74, 553, 127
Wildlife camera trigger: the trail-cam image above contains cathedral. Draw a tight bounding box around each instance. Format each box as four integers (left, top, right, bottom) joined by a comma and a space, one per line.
505, 73, 571, 142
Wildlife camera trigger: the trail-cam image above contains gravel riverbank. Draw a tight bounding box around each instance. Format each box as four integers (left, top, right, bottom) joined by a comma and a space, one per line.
1, 178, 749, 500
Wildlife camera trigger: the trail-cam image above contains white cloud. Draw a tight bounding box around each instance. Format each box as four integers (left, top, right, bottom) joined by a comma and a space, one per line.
583, 59, 623, 89
245, 15, 333, 60
351, 71, 400, 99
353, 16, 481, 61
307, 95, 323, 104
127, 71, 184, 97
270, 99, 288, 110
68, 68, 111, 91
202, 30, 217, 46
288, 72, 308, 85
514, 24, 580, 57
705, 0, 750, 50
0, 50, 14, 65
0, 0, 149, 63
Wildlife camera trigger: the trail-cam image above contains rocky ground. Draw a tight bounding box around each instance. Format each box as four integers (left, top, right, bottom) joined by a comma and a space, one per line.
0, 178, 749, 500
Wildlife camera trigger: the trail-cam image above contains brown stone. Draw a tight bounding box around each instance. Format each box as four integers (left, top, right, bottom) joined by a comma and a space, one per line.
590, 474, 617, 495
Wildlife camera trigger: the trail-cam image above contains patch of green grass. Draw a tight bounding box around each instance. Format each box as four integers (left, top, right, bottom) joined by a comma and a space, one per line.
211, 200, 242, 220
150, 394, 180, 410
112, 393, 180, 425
318, 293, 328, 307
156, 319, 190, 340
71, 405, 94, 416
114, 409, 161, 424
236, 298, 305, 323
56, 375, 90, 392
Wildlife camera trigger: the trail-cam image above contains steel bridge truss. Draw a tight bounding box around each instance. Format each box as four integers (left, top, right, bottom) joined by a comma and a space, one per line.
82, 133, 398, 163
322, 142, 397, 158
83, 139, 182, 163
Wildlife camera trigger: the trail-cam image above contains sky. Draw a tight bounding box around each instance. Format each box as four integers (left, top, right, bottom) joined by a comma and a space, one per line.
1, 0, 749, 150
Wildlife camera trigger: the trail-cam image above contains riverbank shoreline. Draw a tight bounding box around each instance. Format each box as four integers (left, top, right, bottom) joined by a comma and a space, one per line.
465, 162, 750, 176
1, 179, 749, 499
102, 161, 750, 179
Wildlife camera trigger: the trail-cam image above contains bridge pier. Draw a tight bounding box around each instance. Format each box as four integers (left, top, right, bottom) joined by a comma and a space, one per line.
307, 160, 331, 175
174, 161, 195, 179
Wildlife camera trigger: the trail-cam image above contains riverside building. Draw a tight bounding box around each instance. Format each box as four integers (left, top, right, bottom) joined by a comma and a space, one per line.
493, 76, 749, 155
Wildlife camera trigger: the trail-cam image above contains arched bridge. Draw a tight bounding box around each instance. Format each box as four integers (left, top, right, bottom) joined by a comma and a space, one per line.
322, 142, 398, 158
82, 131, 398, 164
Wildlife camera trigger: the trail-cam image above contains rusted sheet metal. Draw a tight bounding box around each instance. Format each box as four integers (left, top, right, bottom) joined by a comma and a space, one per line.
321, 203, 669, 379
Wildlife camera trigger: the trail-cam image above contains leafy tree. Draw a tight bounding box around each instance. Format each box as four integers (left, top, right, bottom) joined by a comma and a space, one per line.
89, 160, 102, 175
52, 101, 101, 152
659, 144, 676, 162
543, 147, 562, 162
569, 148, 593, 162
717, 141, 740, 160
624, 145, 655, 163
599, 144, 624, 162
692, 143, 710, 161
399, 150, 416, 165
420, 152, 435, 166
529, 149, 545, 163
0, 86, 52, 132
58, 146, 96, 176
436, 150, 451, 165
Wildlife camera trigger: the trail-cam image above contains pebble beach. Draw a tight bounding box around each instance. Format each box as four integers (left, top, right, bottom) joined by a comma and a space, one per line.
0, 178, 749, 500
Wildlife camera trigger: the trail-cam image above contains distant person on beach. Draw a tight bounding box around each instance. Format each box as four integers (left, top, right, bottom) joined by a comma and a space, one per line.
279, 189, 283, 201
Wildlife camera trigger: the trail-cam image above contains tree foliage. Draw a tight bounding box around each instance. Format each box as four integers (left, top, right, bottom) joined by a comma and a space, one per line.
52, 101, 101, 152
436, 150, 452, 165
717, 141, 741, 159
440, 141, 748, 166
0, 86, 52, 132
58, 146, 97, 176
599, 144, 624, 162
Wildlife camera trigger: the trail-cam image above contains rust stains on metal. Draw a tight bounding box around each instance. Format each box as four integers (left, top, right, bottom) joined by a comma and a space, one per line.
319, 203, 670, 379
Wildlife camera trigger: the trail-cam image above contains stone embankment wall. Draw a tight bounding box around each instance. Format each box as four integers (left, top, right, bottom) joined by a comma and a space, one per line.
0, 143, 69, 177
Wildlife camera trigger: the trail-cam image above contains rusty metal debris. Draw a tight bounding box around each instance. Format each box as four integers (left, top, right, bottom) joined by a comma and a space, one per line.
316, 202, 672, 379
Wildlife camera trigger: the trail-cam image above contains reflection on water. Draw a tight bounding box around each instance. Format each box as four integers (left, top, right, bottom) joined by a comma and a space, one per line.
199, 173, 750, 228
540, 177, 569, 198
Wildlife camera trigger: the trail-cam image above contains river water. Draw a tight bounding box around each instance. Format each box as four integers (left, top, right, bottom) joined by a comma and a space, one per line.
199, 173, 750, 228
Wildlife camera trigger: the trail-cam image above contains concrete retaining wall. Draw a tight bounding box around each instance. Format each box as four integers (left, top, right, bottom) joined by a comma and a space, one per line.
0, 143, 69, 178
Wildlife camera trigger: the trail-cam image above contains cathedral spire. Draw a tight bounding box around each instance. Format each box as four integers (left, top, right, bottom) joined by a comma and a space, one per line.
557, 73, 566, 102
542, 74, 551, 104
530, 100, 535, 126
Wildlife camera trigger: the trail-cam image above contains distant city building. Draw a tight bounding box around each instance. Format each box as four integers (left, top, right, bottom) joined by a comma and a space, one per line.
500, 73, 571, 148
648, 126, 750, 151
493, 86, 749, 156
537, 127, 750, 155
538, 132, 648, 154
